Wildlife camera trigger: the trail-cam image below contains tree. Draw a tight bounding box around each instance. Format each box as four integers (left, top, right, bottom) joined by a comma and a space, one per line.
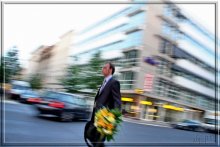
84, 51, 104, 91
61, 64, 85, 93
29, 74, 42, 89
0, 58, 4, 83
2, 46, 22, 83
61, 51, 104, 94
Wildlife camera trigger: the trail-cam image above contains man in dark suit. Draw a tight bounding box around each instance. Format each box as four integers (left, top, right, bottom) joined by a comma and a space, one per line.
90, 62, 121, 147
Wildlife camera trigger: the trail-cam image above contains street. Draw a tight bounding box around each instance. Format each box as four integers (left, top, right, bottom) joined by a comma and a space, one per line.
2, 101, 219, 147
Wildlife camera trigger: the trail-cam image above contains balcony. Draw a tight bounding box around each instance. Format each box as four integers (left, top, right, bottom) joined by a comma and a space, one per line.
172, 76, 215, 98
178, 40, 214, 68
125, 25, 144, 34
158, 15, 178, 28
153, 79, 214, 110
175, 59, 215, 83
127, 6, 146, 17
72, 33, 126, 55
179, 22, 214, 54
73, 17, 129, 44
117, 58, 141, 69
119, 79, 136, 90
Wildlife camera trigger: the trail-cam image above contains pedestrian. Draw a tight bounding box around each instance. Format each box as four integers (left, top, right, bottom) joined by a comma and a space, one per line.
84, 62, 121, 147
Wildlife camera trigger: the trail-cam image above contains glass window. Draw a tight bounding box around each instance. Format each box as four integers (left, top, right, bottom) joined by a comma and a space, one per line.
171, 69, 215, 89
79, 11, 145, 46
125, 50, 137, 59
120, 71, 135, 90
73, 98, 87, 106
162, 21, 180, 41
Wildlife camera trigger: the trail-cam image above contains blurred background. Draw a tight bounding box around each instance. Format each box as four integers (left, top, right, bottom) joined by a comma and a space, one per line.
1, 0, 219, 146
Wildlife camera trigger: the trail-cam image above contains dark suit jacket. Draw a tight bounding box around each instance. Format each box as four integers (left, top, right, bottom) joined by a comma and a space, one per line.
91, 77, 121, 122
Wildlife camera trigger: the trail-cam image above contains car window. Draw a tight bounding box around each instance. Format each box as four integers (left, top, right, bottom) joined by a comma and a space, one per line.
12, 85, 30, 90
204, 118, 219, 125
42, 91, 87, 106
43, 91, 60, 100
74, 98, 86, 106
59, 94, 75, 103
183, 120, 190, 123
24, 90, 38, 95
183, 120, 197, 124
43, 92, 75, 102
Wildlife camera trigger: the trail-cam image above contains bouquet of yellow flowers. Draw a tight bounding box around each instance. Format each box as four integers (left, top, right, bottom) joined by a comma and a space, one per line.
94, 107, 122, 141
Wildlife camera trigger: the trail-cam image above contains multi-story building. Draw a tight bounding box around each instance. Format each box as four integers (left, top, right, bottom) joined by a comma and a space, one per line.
71, 1, 217, 122
28, 30, 74, 90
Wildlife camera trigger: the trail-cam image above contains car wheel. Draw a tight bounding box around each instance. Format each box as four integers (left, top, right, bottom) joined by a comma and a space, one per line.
195, 127, 204, 132
19, 99, 26, 103
60, 112, 74, 122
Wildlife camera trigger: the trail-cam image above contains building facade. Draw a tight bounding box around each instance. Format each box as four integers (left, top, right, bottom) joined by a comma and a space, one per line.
71, 1, 217, 122
28, 31, 74, 90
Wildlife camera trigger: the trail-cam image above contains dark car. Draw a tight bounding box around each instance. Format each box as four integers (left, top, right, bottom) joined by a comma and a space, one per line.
35, 91, 91, 122
203, 118, 220, 133
171, 120, 205, 132
19, 90, 41, 104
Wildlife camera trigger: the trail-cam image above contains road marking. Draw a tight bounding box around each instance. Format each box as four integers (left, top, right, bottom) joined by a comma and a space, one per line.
3, 100, 19, 104
123, 118, 171, 128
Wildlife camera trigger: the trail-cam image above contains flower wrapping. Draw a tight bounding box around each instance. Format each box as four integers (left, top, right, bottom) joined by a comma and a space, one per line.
94, 107, 122, 141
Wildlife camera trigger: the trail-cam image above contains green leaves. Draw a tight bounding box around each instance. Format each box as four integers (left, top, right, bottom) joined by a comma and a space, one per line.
106, 135, 114, 141
1, 46, 22, 82
28, 74, 42, 89
111, 108, 122, 118
60, 65, 84, 93
60, 51, 104, 95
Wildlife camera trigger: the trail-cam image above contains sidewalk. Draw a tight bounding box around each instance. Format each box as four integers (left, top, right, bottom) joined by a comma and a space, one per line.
122, 117, 172, 128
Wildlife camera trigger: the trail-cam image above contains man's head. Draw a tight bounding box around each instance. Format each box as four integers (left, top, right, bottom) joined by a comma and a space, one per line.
102, 62, 115, 77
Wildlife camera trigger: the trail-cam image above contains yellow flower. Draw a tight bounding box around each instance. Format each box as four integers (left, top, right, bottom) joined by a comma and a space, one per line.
94, 107, 122, 142
106, 116, 115, 123
101, 109, 108, 116
107, 123, 114, 130
97, 119, 106, 127
103, 128, 113, 135
108, 112, 115, 118
96, 112, 102, 119
94, 122, 98, 127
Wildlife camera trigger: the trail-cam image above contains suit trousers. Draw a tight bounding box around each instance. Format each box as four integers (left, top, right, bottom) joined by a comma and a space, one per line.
92, 136, 105, 147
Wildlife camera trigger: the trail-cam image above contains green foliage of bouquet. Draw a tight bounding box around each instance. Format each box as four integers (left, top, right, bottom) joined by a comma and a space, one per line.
94, 107, 122, 141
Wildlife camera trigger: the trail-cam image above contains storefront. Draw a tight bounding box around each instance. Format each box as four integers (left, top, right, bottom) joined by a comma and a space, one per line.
121, 93, 204, 123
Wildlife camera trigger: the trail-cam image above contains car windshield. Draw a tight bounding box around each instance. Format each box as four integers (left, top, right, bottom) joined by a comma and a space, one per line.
73, 97, 87, 106
43, 91, 86, 106
43, 92, 70, 100
204, 118, 219, 125
22, 90, 38, 95
12, 85, 30, 90
183, 120, 200, 124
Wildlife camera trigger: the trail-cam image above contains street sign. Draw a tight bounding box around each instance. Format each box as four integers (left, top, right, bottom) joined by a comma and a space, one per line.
144, 73, 154, 92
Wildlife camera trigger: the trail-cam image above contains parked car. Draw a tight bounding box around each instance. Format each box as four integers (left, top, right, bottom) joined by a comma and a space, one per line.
35, 91, 91, 122
171, 119, 205, 132
203, 110, 220, 133
10, 80, 31, 100
19, 90, 42, 104
203, 118, 220, 133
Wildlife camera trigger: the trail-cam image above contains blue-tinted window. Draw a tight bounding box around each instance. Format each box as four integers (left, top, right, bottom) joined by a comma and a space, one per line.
79, 11, 146, 46
182, 34, 214, 58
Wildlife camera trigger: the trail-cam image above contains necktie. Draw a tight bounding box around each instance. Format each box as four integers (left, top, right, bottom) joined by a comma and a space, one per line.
99, 80, 106, 93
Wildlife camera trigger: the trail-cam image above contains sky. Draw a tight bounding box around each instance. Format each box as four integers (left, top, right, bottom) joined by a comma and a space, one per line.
3, 0, 217, 68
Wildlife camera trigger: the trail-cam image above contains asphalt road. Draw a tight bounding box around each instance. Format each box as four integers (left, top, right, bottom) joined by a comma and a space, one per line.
2, 101, 219, 147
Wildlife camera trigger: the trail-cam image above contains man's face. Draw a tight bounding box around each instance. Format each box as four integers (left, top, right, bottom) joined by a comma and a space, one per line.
102, 63, 112, 77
